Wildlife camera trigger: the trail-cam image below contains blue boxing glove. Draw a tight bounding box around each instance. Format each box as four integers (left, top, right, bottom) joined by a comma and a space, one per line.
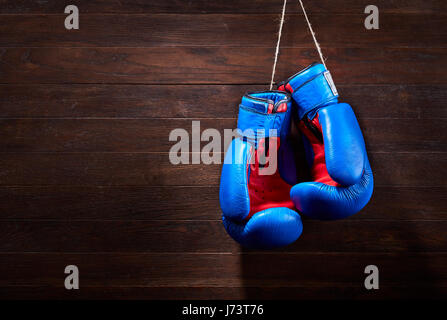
219, 91, 303, 249
278, 63, 374, 220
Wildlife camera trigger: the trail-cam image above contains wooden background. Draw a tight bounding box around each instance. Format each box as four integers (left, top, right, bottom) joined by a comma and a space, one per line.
0, 0, 446, 299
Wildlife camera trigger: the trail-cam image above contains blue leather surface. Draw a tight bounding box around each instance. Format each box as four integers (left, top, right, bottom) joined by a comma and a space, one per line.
319, 103, 365, 186
241, 91, 289, 113
287, 63, 326, 89
293, 73, 338, 120
222, 207, 303, 249
219, 138, 251, 222
290, 158, 374, 220
219, 91, 303, 248
236, 92, 295, 185
237, 106, 284, 140
282, 63, 374, 220
286, 63, 339, 120
278, 138, 298, 186
240, 95, 269, 113
301, 134, 315, 169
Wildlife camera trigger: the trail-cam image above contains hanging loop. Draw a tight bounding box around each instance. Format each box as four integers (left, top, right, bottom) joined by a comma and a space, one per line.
269, 0, 288, 90
269, 0, 327, 90
298, 0, 326, 68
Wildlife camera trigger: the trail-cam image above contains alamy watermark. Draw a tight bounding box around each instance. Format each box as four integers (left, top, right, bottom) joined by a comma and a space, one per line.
64, 265, 79, 290
364, 5, 379, 30
65, 5, 79, 30
364, 265, 379, 290
169, 121, 278, 175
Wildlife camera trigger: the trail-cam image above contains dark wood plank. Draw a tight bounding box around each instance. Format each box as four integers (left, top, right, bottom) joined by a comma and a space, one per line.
342, 85, 447, 119
0, 118, 234, 153
0, 186, 221, 220
0, 220, 445, 252
1, 0, 444, 14
0, 253, 445, 289
0, 118, 444, 152
0, 153, 445, 186
1, 286, 446, 300
1, 14, 445, 47
365, 187, 447, 220
0, 84, 253, 118
0, 85, 446, 119
0, 186, 444, 221
370, 153, 447, 187
359, 119, 447, 152
0, 0, 444, 303
0, 47, 445, 84
0, 153, 220, 186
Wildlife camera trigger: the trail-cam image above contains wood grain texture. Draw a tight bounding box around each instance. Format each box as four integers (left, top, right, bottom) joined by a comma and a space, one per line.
0, 186, 445, 221
0, 153, 445, 186
0, 253, 445, 300
1, 0, 445, 14
0, 0, 445, 300
0, 47, 445, 84
0, 84, 446, 119
1, 14, 445, 48
0, 118, 445, 152
1, 286, 446, 300
0, 220, 445, 252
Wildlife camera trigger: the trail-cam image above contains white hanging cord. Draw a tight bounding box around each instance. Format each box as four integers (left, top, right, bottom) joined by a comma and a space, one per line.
269, 0, 287, 90
298, 0, 326, 68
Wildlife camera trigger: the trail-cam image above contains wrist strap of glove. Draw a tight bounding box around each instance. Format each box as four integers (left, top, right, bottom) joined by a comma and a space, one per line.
292, 71, 339, 120
237, 106, 286, 141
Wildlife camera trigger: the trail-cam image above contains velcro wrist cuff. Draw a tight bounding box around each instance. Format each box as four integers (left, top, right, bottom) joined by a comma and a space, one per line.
237, 106, 286, 139
292, 71, 339, 119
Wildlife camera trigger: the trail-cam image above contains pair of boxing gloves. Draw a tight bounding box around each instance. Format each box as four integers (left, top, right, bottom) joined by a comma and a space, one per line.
219, 63, 374, 249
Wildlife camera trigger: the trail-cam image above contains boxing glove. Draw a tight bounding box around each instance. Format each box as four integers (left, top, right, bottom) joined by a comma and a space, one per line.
278, 63, 374, 220
219, 91, 303, 249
